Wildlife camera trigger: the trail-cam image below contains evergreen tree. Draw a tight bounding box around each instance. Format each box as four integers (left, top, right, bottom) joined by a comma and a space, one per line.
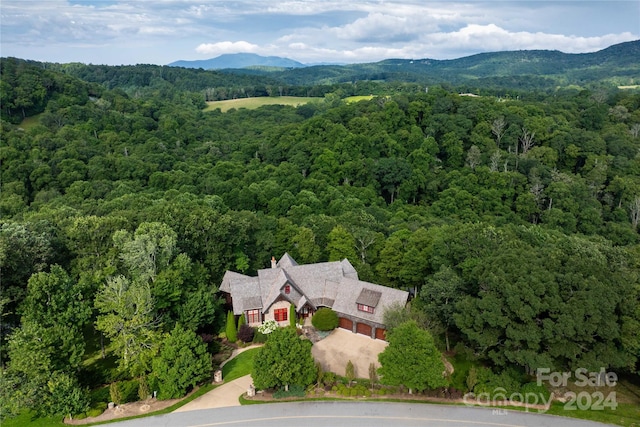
226, 311, 237, 343
237, 310, 246, 333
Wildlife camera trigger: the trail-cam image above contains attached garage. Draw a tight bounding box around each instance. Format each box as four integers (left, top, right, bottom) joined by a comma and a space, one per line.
375, 328, 386, 340
339, 317, 353, 331
356, 322, 372, 337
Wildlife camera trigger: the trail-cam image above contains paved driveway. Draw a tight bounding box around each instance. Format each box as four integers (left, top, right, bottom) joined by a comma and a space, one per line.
311, 328, 387, 377
173, 375, 253, 412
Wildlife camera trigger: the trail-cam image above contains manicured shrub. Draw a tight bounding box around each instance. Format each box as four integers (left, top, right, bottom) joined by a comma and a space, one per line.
87, 407, 105, 417
273, 384, 306, 399
289, 304, 296, 327
237, 312, 246, 333
323, 371, 337, 387
226, 311, 237, 343
238, 323, 255, 343
138, 376, 150, 400
345, 360, 355, 385
258, 319, 278, 334
252, 328, 268, 343
311, 308, 339, 331
109, 382, 122, 404
119, 379, 139, 403
89, 386, 110, 406
207, 339, 221, 354
108, 380, 139, 404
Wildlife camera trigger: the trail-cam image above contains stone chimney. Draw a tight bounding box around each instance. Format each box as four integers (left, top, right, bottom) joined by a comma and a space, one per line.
271, 256, 277, 269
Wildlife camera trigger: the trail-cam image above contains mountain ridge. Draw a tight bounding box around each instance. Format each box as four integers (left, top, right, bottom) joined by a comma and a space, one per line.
168, 40, 640, 72
168, 53, 306, 70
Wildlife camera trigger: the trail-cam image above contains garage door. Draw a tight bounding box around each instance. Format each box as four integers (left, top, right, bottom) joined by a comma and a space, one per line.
375, 328, 386, 340
356, 322, 372, 337
339, 317, 353, 331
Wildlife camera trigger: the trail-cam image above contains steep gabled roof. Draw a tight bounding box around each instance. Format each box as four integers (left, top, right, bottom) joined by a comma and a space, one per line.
220, 270, 251, 293
222, 255, 409, 327
332, 278, 408, 325
228, 275, 261, 315
355, 288, 382, 307
277, 253, 298, 268
340, 258, 358, 279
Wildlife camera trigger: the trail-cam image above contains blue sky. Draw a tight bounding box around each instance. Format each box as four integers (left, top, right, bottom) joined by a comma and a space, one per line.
1, 1, 638, 65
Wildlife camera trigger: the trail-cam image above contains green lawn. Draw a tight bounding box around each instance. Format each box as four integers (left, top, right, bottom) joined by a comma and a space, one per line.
2, 410, 64, 427
205, 96, 320, 112
222, 348, 260, 382
544, 401, 640, 427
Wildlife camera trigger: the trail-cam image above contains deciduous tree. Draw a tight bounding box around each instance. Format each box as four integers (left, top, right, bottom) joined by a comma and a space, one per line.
378, 321, 447, 393
252, 327, 316, 391
95, 275, 160, 376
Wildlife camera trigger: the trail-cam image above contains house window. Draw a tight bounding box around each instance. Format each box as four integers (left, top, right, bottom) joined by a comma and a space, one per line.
274, 308, 288, 322
246, 309, 260, 324
284, 285, 291, 294
357, 304, 375, 314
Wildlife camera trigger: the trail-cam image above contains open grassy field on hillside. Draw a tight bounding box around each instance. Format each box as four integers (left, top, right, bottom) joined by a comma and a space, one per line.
205, 96, 320, 112
18, 114, 42, 129
344, 95, 375, 103
205, 95, 375, 112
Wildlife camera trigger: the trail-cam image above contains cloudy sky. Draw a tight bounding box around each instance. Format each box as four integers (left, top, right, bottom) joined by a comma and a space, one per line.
1, 0, 638, 65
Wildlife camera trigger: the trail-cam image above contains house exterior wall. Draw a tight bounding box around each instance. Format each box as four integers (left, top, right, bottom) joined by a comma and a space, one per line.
244, 309, 262, 327
264, 299, 292, 326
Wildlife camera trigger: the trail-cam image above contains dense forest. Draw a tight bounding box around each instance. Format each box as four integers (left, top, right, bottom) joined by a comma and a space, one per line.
1, 54, 639, 420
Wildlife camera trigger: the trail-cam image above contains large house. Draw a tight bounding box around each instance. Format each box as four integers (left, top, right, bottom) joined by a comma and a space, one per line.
220, 254, 409, 340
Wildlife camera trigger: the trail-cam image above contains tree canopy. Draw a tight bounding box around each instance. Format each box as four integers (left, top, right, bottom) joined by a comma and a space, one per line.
1, 56, 639, 419
252, 327, 316, 390
378, 321, 448, 393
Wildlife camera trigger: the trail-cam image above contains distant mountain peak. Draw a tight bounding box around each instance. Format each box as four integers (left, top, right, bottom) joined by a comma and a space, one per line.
168, 53, 306, 70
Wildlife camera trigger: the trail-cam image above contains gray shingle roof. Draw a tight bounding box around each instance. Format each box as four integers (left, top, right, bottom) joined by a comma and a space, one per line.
241, 297, 263, 310
277, 253, 298, 268
355, 289, 382, 307
222, 254, 408, 327
332, 278, 408, 325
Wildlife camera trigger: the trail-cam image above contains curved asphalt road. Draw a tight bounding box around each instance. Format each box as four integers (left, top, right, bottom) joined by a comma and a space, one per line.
107, 401, 613, 427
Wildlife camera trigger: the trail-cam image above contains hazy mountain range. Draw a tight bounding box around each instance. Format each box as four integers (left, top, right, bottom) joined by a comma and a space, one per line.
168, 53, 307, 70
169, 41, 640, 73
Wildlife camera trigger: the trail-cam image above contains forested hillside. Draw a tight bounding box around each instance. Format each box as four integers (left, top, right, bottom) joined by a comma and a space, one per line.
1, 56, 639, 420
224, 40, 640, 88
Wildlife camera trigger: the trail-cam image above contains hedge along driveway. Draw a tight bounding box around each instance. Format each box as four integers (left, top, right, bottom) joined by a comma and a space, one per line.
311, 328, 387, 378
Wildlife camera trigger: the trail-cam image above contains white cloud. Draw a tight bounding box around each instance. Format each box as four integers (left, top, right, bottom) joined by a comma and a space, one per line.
195, 41, 260, 55
0, 0, 637, 65
423, 24, 639, 57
